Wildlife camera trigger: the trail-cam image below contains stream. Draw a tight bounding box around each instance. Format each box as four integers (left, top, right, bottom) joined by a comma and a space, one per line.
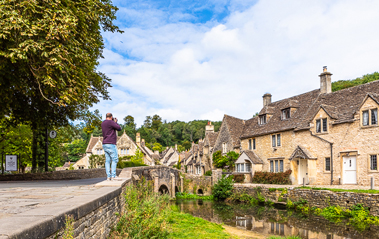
174, 199, 379, 239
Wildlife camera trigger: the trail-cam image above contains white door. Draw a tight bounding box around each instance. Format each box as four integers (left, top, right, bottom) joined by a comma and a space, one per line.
343, 156, 357, 184
298, 159, 309, 184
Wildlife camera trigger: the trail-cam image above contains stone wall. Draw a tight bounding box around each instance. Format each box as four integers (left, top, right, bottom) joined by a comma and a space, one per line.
0, 168, 122, 181
234, 185, 379, 216
182, 173, 212, 195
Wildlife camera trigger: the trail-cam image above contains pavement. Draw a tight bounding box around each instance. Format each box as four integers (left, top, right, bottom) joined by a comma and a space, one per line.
0, 172, 131, 239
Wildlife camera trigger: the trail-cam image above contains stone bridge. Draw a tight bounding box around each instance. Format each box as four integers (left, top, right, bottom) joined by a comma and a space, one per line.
121, 165, 183, 197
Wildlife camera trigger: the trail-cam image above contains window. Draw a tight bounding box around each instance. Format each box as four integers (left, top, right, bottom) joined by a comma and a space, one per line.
277, 134, 281, 146
222, 143, 227, 153
259, 115, 266, 125
127, 149, 129, 155
253, 139, 256, 150
363, 110, 369, 126
246, 163, 251, 172
272, 135, 276, 147
248, 139, 252, 150
372, 109, 378, 125
371, 155, 377, 170
237, 164, 240, 172
316, 119, 321, 133
282, 108, 290, 120
325, 157, 331, 171
322, 118, 328, 132
241, 164, 244, 172
270, 160, 284, 172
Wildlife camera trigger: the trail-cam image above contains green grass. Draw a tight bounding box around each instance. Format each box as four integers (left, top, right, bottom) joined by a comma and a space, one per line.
168, 209, 232, 239
267, 237, 301, 239
176, 192, 214, 200
298, 186, 379, 194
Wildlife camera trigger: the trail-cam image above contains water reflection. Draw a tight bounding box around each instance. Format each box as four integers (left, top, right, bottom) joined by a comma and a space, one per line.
175, 200, 379, 239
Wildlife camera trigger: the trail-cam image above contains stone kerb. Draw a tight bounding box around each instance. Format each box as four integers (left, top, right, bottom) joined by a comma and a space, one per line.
0, 168, 122, 181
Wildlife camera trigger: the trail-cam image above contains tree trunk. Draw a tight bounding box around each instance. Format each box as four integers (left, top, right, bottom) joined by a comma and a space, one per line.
31, 124, 38, 172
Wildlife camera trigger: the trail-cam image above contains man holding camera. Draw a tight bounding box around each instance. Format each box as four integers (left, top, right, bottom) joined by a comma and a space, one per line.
101, 113, 122, 181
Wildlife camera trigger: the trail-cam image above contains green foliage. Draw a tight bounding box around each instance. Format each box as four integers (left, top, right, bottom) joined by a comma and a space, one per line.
62, 215, 74, 239
88, 154, 105, 169
267, 236, 302, 239
152, 142, 163, 152
131, 149, 144, 164
64, 139, 87, 162
175, 192, 213, 200
332, 72, 379, 92
110, 179, 170, 239
298, 186, 379, 194
117, 161, 147, 168
212, 175, 234, 200
212, 150, 239, 169
182, 140, 191, 150
252, 170, 292, 184
204, 170, 212, 176
233, 174, 245, 183
177, 145, 185, 153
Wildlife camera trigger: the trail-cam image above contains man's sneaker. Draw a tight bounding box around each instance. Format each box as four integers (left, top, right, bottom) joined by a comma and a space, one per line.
113, 176, 122, 181
107, 177, 112, 181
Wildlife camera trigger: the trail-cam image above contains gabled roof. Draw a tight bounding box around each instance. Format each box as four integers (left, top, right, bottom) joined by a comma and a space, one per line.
242, 80, 379, 138
289, 146, 316, 160
223, 114, 245, 148
204, 132, 219, 147
244, 150, 264, 164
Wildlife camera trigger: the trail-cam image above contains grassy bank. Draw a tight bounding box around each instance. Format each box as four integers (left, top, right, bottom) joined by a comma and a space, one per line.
175, 192, 213, 200
109, 179, 233, 239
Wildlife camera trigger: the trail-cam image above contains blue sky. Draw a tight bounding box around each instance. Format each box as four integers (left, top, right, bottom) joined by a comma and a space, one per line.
95, 0, 379, 126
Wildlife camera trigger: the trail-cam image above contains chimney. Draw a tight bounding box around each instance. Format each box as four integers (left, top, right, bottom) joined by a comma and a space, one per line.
205, 121, 214, 134
175, 144, 177, 151
319, 66, 332, 94
141, 138, 145, 147
263, 93, 272, 107
136, 132, 141, 146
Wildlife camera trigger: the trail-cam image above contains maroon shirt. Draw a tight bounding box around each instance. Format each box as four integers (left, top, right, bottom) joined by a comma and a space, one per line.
101, 120, 121, 145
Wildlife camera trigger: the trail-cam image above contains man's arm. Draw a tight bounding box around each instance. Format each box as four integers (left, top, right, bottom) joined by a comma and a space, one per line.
112, 121, 122, 131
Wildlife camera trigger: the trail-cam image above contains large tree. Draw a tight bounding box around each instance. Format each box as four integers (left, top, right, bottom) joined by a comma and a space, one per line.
0, 0, 121, 171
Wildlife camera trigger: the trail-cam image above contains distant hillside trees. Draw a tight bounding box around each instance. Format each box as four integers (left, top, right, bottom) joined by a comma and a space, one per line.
332, 72, 379, 92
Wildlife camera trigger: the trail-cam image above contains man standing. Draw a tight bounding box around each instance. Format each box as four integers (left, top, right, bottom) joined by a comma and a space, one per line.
101, 113, 121, 181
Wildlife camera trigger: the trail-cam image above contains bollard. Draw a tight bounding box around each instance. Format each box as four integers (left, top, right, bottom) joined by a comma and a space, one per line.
303, 177, 305, 187
371, 177, 374, 190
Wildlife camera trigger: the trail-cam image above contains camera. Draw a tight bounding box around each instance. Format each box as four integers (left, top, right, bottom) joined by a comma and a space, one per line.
112, 117, 117, 122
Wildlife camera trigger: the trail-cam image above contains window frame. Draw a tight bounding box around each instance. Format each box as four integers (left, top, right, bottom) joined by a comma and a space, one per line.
371, 109, 378, 125
270, 159, 284, 173
272, 135, 276, 147
222, 142, 227, 153
316, 119, 321, 133
276, 134, 281, 147
322, 118, 328, 132
281, 108, 291, 120
325, 157, 331, 172
362, 110, 369, 126
253, 138, 256, 150
370, 154, 378, 171
248, 139, 252, 150
259, 114, 267, 125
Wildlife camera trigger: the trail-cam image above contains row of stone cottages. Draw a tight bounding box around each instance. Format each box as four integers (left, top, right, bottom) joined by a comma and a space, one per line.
70, 132, 181, 170
185, 67, 379, 186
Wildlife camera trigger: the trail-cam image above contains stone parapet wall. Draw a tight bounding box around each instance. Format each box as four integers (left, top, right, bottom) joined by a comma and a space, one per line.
47, 180, 131, 239
234, 185, 379, 216
183, 173, 212, 195
0, 168, 122, 181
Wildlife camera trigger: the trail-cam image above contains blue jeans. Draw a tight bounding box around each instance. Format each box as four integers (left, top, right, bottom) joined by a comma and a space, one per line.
103, 144, 118, 178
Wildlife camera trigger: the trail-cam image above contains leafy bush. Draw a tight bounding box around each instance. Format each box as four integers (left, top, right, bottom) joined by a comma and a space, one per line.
233, 174, 245, 183
110, 178, 170, 239
252, 170, 292, 184
117, 161, 147, 168
204, 170, 212, 176
212, 175, 234, 200
212, 150, 239, 170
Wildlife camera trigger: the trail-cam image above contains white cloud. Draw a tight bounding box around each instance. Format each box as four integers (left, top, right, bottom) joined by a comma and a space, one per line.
96, 0, 379, 126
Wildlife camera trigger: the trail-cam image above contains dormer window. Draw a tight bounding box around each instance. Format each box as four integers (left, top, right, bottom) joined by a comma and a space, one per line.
316, 118, 328, 133
362, 109, 378, 126
222, 142, 227, 153
259, 115, 266, 125
282, 108, 291, 120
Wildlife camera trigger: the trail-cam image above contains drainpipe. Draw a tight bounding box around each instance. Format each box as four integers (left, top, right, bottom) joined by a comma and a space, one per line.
310, 131, 334, 185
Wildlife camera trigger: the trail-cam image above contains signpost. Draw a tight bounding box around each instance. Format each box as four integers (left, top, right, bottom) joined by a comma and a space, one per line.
45, 129, 58, 172
5, 155, 18, 171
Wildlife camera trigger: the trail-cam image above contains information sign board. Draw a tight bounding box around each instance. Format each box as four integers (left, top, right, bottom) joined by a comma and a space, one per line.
5, 155, 18, 171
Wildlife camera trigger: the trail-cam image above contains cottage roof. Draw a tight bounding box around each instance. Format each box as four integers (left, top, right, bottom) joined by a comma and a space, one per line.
241, 80, 379, 138
289, 146, 316, 160
204, 132, 219, 147
244, 150, 264, 164
224, 115, 245, 148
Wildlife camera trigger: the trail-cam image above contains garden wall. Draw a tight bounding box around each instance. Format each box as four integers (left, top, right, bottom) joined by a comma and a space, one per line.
234, 185, 379, 216
183, 173, 212, 195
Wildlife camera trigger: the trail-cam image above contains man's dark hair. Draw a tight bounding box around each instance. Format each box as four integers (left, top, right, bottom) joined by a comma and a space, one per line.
106, 113, 113, 118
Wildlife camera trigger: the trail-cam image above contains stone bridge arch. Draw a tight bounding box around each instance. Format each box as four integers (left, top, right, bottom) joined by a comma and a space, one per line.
129, 165, 183, 197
